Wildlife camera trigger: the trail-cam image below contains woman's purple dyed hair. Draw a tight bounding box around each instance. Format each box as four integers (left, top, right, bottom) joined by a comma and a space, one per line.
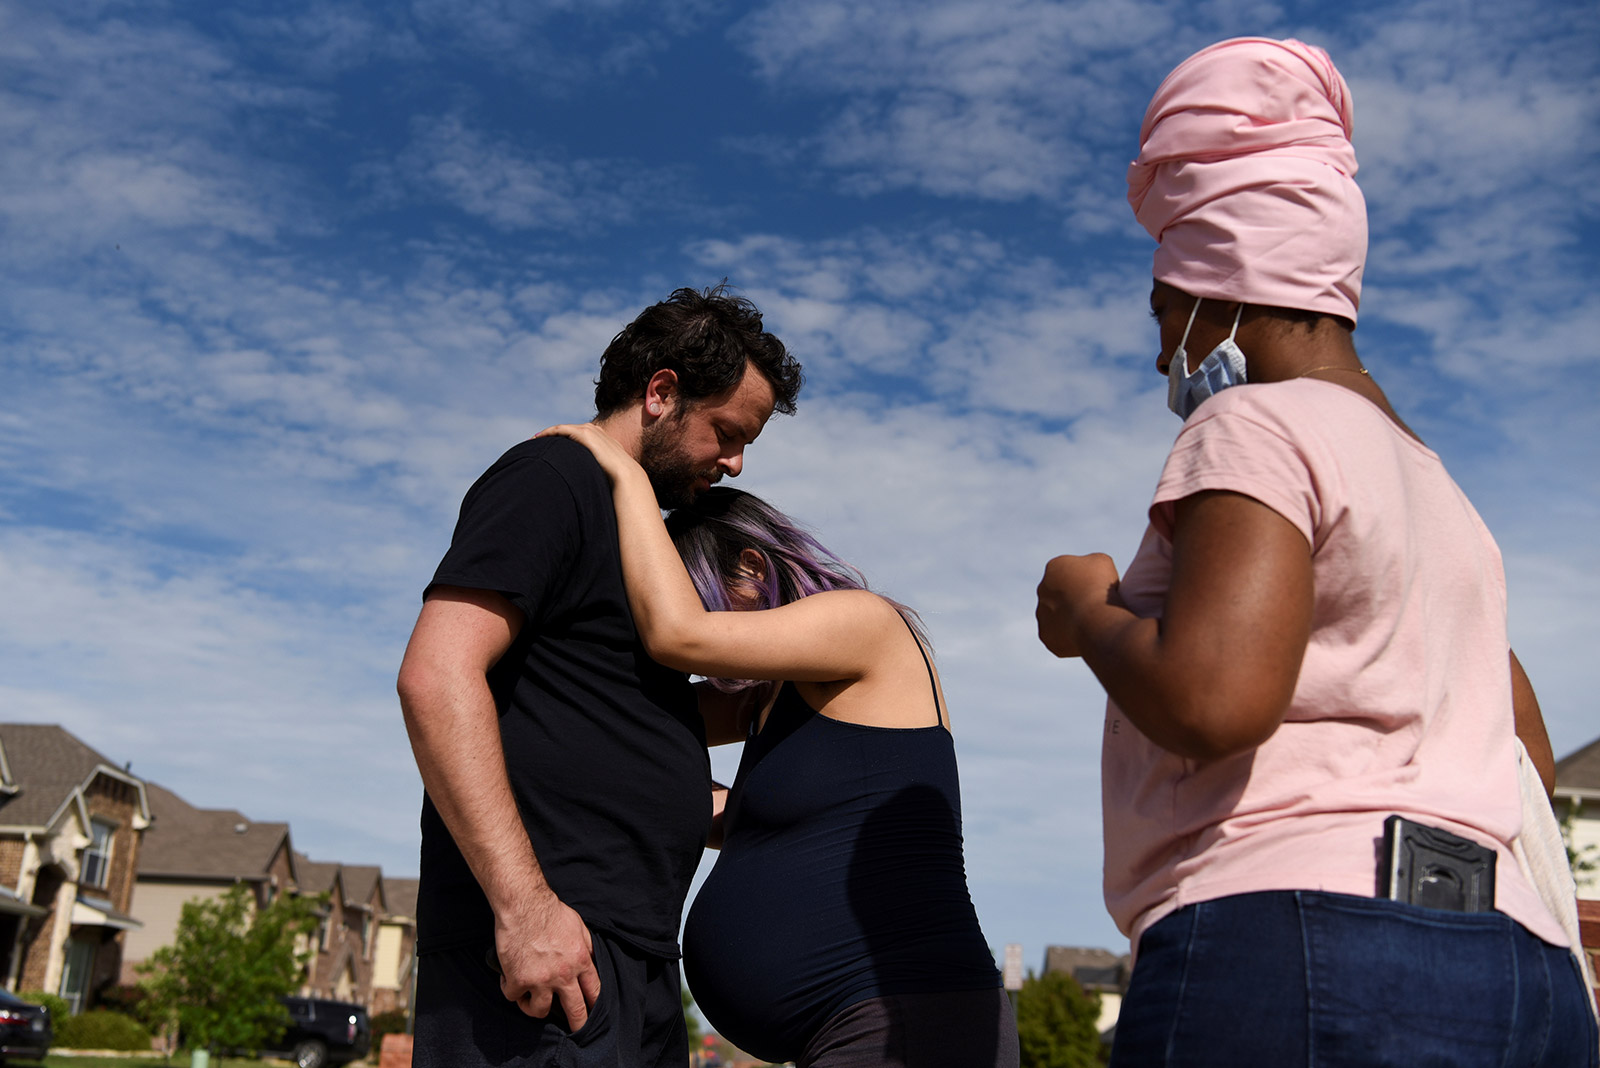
665, 487, 927, 692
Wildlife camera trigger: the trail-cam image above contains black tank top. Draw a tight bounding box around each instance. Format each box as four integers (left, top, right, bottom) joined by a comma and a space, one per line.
682, 627, 1000, 1063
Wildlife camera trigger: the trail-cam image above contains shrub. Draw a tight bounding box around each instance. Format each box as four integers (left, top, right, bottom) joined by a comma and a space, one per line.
20, 990, 69, 1022
370, 1008, 408, 1051
95, 983, 153, 1018
55, 1008, 152, 1051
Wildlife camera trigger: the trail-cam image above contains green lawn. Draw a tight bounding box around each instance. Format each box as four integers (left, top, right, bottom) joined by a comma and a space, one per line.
34, 1057, 283, 1068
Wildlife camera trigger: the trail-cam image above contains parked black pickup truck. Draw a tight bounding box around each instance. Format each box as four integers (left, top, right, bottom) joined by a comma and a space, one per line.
264, 997, 371, 1068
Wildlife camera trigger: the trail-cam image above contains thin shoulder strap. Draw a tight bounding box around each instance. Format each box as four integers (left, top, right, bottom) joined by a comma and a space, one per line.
899, 613, 945, 731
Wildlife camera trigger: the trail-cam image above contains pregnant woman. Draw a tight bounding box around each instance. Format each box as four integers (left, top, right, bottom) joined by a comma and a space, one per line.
538, 422, 1016, 1068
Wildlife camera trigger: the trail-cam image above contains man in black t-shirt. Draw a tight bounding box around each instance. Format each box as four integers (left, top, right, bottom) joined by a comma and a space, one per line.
397, 286, 801, 1068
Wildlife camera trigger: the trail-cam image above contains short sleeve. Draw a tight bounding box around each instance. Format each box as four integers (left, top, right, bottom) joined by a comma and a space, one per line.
428, 450, 584, 627
1148, 386, 1323, 548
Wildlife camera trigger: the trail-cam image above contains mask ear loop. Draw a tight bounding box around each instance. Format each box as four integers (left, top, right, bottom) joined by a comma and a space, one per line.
1227, 302, 1244, 341
1175, 296, 1203, 375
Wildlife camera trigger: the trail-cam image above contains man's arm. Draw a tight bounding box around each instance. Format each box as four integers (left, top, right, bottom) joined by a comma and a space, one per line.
397, 585, 599, 1026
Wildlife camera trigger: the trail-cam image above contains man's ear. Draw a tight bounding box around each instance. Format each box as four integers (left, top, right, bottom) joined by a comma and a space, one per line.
642, 369, 680, 419
737, 547, 768, 585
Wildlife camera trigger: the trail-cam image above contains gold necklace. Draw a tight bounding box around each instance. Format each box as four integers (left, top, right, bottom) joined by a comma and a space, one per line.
1295, 365, 1370, 379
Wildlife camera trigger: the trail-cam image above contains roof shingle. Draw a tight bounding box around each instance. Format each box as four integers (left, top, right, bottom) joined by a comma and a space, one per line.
1556, 735, 1600, 794
0, 723, 142, 829
383, 877, 418, 920
137, 781, 289, 881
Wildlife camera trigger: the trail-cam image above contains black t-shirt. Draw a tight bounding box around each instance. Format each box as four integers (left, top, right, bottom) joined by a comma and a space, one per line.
414, 437, 709, 959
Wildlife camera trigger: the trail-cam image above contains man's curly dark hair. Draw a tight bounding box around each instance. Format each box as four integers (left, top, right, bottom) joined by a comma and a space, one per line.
594, 284, 802, 417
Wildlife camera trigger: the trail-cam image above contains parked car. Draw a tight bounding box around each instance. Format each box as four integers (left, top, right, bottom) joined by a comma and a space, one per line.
0, 988, 51, 1063
263, 997, 370, 1068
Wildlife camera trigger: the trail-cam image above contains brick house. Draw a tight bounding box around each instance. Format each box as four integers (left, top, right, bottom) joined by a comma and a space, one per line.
340, 864, 384, 1004
123, 781, 296, 984
295, 853, 383, 1005
128, 781, 411, 1016
0, 724, 149, 1010
1554, 735, 1600, 1013
370, 877, 416, 1017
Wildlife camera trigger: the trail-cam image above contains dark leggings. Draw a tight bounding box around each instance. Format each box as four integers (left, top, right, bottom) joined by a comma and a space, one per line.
799, 987, 1020, 1068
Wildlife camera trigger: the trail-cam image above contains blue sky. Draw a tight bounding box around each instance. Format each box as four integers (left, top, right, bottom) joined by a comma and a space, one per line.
2, 0, 1597, 969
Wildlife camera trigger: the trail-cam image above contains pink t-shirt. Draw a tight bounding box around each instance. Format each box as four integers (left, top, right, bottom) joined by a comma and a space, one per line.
1102, 379, 1565, 947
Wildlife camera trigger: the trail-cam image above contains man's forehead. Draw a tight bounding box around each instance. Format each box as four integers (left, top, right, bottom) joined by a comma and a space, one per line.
712, 371, 775, 434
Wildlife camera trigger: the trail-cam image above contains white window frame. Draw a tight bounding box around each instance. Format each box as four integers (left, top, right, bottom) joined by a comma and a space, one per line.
80, 818, 115, 890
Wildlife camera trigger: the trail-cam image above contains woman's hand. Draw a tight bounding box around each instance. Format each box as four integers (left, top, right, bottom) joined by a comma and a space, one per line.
1045, 492, 1312, 762
535, 423, 645, 485
1036, 553, 1122, 659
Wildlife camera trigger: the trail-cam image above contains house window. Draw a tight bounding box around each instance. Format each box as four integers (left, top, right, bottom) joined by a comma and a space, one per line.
80, 819, 114, 890
362, 913, 373, 959
59, 938, 94, 1014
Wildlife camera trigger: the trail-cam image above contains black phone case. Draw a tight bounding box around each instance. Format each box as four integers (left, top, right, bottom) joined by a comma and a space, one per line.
1378, 815, 1496, 912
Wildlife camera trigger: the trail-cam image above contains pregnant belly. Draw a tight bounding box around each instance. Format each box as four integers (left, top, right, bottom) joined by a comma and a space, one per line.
682, 851, 870, 1062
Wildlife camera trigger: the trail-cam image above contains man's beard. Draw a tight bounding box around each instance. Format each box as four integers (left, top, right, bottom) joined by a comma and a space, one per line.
638, 416, 716, 510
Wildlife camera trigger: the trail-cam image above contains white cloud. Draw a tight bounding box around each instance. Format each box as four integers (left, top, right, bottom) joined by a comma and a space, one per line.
0, 525, 421, 863
377, 113, 683, 232
0, 5, 326, 261
690, 228, 1160, 419
730, 0, 1176, 201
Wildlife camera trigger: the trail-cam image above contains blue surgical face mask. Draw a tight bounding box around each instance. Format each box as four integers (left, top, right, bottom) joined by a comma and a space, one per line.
1167, 298, 1247, 420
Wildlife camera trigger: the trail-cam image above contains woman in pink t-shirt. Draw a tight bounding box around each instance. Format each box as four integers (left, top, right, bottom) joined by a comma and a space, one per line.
1035, 38, 1596, 1067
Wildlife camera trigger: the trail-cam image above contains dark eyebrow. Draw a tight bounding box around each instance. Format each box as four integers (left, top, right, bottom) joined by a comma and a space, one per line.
719, 415, 758, 444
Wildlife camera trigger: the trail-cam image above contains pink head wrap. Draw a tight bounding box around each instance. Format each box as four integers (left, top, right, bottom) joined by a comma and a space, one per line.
1127, 37, 1366, 323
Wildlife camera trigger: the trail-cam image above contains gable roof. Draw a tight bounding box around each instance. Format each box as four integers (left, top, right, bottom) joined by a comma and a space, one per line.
1042, 945, 1130, 992
383, 877, 418, 922
137, 781, 291, 882
341, 864, 383, 910
292, 852, 344, 899
0, 723, 150, 831
1555, 735, 1600, 798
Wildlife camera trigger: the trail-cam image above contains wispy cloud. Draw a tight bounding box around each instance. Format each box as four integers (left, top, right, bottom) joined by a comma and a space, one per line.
368, 113, 682, 232
406, 0, 716, 83
2, 0, 1595, 962
0, 5, 325, 256
730, 0, 1179, 201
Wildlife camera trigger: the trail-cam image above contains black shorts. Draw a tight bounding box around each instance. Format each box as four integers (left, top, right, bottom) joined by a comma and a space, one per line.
412, 928, 689, 1068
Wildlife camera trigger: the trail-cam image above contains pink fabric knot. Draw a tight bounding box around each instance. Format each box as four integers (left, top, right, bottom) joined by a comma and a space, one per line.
1127, 37, 1367, 323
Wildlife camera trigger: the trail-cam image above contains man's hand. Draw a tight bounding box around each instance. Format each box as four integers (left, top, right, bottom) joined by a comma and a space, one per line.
1036, 553, 1122, 659
494, 894, 601, 1028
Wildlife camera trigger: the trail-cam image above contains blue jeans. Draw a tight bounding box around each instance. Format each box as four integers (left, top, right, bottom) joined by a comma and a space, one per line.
1109, 890, 1598, 1067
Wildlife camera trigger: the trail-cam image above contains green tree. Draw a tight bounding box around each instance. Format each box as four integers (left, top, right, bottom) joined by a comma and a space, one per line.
1015, 969, 1105, 1068
137, 883, 323, 1053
